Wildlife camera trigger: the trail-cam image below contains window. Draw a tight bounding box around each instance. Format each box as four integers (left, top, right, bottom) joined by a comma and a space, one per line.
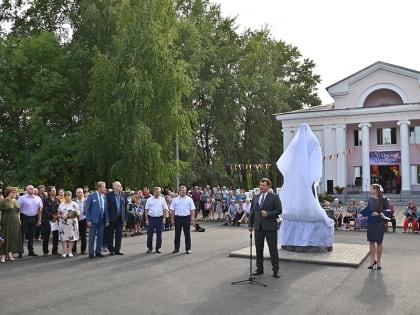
409, 126, 420, 144
411, 165, 420, 185
377, 127, 396, 145
353, 130, 362, 146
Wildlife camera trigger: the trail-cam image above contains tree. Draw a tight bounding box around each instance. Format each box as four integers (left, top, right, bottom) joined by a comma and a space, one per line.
236, 29, 321, 188
0, 0, 77, 40
0, 32, 81, 187
80, 0, 193, 189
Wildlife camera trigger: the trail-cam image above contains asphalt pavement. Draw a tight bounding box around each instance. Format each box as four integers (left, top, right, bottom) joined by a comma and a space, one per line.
0, 223, 418, 315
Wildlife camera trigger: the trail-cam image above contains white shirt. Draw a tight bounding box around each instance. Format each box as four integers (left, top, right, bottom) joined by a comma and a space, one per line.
145, 196, 167, 217
259, 193, 266, 206
18, 194, 43, 216
242, 202, 251, 213
170, 195, 195, 216
75, 198, 86, 220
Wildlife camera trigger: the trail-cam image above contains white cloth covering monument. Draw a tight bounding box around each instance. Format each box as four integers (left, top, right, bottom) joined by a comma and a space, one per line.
277, 123, 334, 251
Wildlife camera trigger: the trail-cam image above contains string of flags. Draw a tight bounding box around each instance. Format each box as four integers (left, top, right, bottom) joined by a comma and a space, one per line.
323, 144, 420, 161
228, 145, 420, 169
227, 164, 272, 171
323, 147, 356, 161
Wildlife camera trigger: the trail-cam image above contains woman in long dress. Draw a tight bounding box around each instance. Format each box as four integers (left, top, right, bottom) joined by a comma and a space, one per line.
58, 191, 80, 258
0, 187, 22, 263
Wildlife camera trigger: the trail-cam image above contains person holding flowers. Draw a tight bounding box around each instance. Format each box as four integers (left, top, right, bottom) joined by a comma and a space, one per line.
58, 191, 80, 257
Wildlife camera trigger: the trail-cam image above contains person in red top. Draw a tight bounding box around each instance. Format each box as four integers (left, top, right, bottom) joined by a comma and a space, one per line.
142, 187, 151, 199
191, 186, 202, 219
403, 201, 418, 233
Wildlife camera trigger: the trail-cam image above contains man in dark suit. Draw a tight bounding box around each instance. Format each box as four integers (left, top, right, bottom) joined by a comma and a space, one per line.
86, 181, 109, 258
248, 178, 282, 278
106, 181, 128, 255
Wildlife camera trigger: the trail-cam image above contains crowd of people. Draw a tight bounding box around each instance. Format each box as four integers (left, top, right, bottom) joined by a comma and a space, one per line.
1, 181, 419, 273
0, 182, 257, 263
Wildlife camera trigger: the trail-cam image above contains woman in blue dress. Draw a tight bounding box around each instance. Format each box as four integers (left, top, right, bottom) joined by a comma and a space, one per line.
360, 184, 389, 270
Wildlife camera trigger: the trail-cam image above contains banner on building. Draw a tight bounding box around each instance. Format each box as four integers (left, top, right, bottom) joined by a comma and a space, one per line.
369, 151, 401, 165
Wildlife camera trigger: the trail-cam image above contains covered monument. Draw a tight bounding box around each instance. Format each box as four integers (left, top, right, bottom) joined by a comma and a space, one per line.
277, 123, 334, 252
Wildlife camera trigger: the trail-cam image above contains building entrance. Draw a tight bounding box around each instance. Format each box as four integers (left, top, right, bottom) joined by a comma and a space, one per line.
371, 165, 399, 193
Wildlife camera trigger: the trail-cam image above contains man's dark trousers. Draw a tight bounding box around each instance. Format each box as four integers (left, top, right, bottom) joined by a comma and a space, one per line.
147, 216, 163, 250
255, 228, 279, 272
106, 216, 123, 253
174, 215, 191, 251
20, 214, 37, 255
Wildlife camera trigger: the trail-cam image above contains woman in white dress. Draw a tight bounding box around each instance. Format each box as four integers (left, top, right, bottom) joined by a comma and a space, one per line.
58, 191, 80, 257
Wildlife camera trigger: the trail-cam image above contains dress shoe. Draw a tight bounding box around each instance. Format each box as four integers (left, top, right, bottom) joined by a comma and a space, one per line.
252, 269, 264, 276
186, 250, 191, 254
89, 254, 94, 258
147, 249, 153, 254
273, 272, 281, 278
155, 249, 162, 253
115, 252, 124, 255
18, 253, 23, 258
109, 251, 115, 256
95, 253, 105, 257
172, 249, 179, 253
28, 252, 38, 257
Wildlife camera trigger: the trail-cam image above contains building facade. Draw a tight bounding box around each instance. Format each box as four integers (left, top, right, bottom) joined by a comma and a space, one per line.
276, 62, 420, 194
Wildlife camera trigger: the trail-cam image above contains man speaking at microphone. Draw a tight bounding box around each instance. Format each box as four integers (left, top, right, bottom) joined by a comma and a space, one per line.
248, 178, 282, 278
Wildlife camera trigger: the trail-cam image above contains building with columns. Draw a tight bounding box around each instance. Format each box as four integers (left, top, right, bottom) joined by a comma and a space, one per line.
276, 62, 420, 194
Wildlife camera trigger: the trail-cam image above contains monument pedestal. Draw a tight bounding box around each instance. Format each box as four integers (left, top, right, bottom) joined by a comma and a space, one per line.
281, 245, 333, 253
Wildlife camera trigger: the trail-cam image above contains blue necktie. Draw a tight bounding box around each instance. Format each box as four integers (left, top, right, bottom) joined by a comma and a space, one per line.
98, 193, 103, 218
116, 194, 121, 216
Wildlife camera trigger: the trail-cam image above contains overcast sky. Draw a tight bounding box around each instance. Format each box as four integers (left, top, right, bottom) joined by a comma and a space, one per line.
213, 0, 420, 104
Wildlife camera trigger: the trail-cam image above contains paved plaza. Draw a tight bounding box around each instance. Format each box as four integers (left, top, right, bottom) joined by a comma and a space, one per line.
0, 223, 419, 315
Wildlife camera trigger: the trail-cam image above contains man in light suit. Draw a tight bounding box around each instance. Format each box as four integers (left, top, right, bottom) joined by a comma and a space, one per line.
105, 181, 128, 255
248, 178, 282, 278
86, 181, 109, 258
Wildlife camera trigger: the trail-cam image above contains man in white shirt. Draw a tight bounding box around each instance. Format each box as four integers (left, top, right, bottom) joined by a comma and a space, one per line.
18, 185, 43, 257
144, 187, 168, 253
170, 185, 195, 254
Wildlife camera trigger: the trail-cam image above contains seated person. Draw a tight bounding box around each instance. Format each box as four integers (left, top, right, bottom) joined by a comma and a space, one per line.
234, 201, 245, 226
383, 196, 396, 232
331, 198, 343, 230
403, 201, 419, 233
355, 200, 367, 230
225, 200, 237, 226
343, 199, 357, 231
240, 198, 252, 223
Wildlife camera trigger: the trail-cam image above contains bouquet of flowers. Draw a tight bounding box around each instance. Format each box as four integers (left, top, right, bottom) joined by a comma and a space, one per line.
68, 206, 79, 219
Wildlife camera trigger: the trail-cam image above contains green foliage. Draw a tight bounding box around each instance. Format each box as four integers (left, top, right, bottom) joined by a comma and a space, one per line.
0, 0, 322, 191
0, 32, 80, 188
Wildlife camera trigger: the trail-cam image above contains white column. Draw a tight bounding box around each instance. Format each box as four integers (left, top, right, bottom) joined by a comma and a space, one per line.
335, 125, 346, 187
323, 126, 333, 191
358, 123, 371, 193
282, 127, 293, 149
397, 120, 411, 192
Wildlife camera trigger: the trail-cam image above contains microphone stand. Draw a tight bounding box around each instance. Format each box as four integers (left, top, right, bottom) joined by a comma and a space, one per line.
231, 231, 267, 287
